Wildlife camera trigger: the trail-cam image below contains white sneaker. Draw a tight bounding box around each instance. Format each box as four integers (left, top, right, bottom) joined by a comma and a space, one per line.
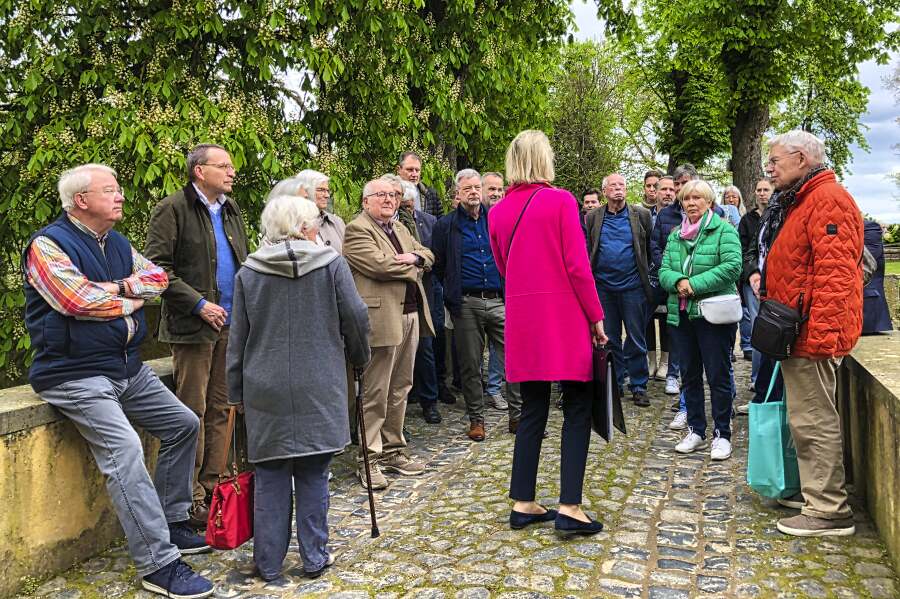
665, 376, 680, 395
736, 403, 750, 415
668, 410, 688, 430
710, 435, 732, 460
675, 429, 707, 453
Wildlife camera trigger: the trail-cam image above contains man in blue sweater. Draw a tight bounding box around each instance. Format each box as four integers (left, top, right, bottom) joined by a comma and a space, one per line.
145, 144, 250, 527
586, 174, 654, 406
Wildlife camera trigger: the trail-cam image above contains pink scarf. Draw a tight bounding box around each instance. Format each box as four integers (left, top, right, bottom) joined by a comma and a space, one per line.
677, 210, 712, 310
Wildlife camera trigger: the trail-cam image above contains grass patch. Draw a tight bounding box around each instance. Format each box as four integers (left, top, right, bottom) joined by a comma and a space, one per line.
885, 261, 900, 275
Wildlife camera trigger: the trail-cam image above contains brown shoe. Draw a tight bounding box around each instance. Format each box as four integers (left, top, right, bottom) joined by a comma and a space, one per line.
776, 514, 855, 537
468, 420, 486, 441
187, 500, 210, 529
508, 418, 519, 434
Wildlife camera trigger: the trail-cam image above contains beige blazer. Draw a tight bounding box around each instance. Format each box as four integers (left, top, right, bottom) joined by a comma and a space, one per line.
343, 211, 435, 347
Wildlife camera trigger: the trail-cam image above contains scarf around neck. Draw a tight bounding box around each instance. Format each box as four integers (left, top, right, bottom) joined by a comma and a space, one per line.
678, 209, 713, 310
760, 165, 826, 257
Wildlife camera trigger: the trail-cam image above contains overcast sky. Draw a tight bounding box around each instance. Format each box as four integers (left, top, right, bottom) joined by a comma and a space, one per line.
569, 1, 900, 222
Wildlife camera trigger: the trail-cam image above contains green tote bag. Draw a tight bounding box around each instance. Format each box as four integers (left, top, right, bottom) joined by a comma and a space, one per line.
746, 362, 801, 499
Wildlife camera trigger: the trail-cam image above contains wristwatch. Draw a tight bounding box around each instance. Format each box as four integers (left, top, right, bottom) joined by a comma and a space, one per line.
117, 280, 127, 297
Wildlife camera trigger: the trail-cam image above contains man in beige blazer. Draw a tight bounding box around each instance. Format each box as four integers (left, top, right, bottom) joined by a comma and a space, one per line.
343, 178, 435, 489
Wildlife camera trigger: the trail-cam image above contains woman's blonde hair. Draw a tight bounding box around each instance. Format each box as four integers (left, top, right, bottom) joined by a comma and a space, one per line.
505, 130, 555, 185
677, 179, 715, 206
260, 195, 320, 244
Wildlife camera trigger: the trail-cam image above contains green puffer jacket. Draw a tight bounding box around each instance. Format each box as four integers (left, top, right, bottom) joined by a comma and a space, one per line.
658, 212, 742, 325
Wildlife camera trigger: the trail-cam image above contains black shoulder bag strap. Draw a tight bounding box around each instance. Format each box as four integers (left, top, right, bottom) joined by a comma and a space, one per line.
506, 187, 544, 258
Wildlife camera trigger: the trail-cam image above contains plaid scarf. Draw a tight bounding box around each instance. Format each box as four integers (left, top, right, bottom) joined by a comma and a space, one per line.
759, 165, 826, 256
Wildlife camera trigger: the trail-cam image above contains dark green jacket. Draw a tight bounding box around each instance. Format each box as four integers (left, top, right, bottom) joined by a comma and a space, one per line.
658, 211, 741, 325
144, 184, 250, 343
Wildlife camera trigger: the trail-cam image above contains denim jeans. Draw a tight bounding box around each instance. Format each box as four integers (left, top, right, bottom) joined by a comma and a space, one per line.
743, 283, 762, 385
39, 365, 199, 576
753, 353, 785, 404
254, 453, 332, 578
597, 286, 649, 392
670, 311, 736, 440
485, 341, 503, 396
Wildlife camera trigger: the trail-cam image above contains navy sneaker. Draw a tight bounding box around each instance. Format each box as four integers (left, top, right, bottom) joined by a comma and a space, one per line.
142, 559, 214, 599
169, 521, 212, 555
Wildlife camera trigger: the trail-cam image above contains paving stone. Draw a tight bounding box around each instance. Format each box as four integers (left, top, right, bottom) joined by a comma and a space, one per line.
861, 578, 898, 599
648, 587, 691, 599
454, 589, 491, 599
697, 575, 729, 593
853, 561, 894, 577
793, 579, 827, 599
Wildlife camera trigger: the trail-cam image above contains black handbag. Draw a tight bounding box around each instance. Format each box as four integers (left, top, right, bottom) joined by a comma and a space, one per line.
751, 292, 808, 360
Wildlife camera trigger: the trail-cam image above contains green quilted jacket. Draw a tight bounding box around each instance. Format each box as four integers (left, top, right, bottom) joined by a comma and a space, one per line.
658, 212, 742, 325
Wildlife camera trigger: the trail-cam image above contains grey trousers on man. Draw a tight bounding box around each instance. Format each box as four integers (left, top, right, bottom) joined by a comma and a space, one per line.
454, 295, 522, 422
39, 364, 200, 576
253, 453, 332, 578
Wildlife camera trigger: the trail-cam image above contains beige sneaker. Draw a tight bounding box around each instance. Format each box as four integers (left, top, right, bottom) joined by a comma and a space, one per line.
776, 514, 855, 537
357, 463, 389, 490
380, 452, 426, 476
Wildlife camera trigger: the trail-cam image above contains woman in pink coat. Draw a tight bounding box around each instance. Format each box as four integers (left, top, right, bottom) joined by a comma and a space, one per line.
489, 130, 608, 535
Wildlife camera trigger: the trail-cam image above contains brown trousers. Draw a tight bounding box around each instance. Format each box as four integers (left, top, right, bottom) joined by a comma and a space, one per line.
171, 327, 230, 503
782, 356, 853, 519
358, 313, 419, 463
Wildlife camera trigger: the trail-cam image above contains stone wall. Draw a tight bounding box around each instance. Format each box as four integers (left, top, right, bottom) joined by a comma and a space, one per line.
838, 333, 900, 575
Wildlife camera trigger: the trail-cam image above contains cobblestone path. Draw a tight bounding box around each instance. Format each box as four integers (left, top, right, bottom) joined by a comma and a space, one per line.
22, 358, 899, 599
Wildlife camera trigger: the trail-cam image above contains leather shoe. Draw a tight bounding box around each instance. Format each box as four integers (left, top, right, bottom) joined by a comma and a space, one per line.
508, 418, 519, 434
510, 507, 558, 529
187, 501, 210, 529
555, 512, 604, 535
422, 404, 442, 424
632, 390, 650, 407
468, 420, 486, 441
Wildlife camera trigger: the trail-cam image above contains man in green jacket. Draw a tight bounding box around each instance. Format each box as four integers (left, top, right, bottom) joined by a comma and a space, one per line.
144, 144, 250, 526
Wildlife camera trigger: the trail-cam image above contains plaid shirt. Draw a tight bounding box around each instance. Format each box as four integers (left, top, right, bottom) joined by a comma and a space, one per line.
25, 215, 168, 342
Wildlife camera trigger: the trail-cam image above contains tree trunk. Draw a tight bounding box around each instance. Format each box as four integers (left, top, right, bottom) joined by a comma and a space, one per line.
731, 102, 769, 212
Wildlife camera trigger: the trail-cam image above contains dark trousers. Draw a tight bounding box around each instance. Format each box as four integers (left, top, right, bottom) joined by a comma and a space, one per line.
254, 453, 332, 579
432, 281, 447, 389
645, 310, 668, 353
753, 353, 785, 403
509, 381, 592, 505
597, 286, 649, 392
670, 312, 735, 440
412, 336, 438, 406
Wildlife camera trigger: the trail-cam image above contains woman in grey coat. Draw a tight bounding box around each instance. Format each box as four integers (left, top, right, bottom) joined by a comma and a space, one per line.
227, 195, 370, 581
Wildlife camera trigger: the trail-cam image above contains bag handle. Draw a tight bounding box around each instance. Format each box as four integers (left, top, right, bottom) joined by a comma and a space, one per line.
219, 406, 240, 480
506, 186, 544, 258
762, 361, 782, 404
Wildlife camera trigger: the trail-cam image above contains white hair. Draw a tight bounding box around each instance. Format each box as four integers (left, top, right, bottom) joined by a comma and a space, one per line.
380, 173, 403, 186
294, 169, 329, 203
260, 195, 320, 244
769, 130, 826, 165
455, 168, 481, 186
601, 173, 624, 191
267, 177, 306, 201
58, 164, 117, 211
400, 180, 421, 210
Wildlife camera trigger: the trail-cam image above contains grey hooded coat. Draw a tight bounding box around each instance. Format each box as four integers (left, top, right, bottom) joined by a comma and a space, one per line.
226, 239, 371, 463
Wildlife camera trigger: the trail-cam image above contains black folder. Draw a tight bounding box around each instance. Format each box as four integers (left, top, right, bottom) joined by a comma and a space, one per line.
591, 347, 627, 441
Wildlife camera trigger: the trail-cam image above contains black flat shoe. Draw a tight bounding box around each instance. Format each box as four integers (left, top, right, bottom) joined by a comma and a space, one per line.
422, 404, 442, 424
554, 512, 604, 535
509, 507, 558, 529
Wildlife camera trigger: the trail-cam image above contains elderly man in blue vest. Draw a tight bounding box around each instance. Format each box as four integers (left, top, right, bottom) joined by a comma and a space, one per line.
22, 164, 214, 598
586, 173, 654, 407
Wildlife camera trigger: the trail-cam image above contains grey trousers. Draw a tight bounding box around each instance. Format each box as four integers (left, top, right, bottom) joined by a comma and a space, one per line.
39, 364, 200, 576
454, 296, 522, 422
253, 453, 332, 578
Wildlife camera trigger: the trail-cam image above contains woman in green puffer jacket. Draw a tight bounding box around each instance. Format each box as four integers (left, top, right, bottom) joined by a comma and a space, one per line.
659, 180, 742, 461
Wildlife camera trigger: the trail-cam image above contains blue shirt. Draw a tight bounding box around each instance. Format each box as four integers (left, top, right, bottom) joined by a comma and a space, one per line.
190, 185, 238, 325
593, 205, 640, 291
458, 206, 501, 291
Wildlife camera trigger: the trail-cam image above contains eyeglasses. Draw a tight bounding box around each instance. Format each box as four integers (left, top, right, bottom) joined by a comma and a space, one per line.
765, 151, 800, 167
315, 187, 330, 196
365, 192, 393, 200
81, 186, 124, 197
202, 162, 237, 173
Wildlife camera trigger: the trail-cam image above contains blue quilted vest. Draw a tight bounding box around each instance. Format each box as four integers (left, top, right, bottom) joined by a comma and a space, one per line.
23, 214, 147, 392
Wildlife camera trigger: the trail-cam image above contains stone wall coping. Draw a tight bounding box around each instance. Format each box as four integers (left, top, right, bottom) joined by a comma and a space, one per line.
0, 358, 173, 436
849, 331, 900, 398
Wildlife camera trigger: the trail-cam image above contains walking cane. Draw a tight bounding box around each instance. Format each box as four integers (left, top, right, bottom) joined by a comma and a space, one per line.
354, 367, 380, 538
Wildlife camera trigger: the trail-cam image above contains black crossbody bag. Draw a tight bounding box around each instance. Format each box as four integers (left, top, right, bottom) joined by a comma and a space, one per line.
750, 259, 808, 360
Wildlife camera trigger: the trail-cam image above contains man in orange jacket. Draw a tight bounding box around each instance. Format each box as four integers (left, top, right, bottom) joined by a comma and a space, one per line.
749, 130, 863, 537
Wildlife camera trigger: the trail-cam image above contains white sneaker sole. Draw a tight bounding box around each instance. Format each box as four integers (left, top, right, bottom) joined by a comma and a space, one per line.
710, 450, 732, 461
665, 387, 679, 395
777, 498, 805, 509
776, 521, 856, 537
380, 464, 426, 476
141, 580, 214, 599
178, 545, 212, 555
675, 441, 707, 454
668, 421, 688, 431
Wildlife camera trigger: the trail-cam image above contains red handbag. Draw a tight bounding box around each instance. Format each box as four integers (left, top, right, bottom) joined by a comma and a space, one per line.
205, 407, 254, 550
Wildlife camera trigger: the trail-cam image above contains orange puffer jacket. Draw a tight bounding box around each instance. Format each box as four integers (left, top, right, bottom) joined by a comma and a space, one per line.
763, 170, 863, 359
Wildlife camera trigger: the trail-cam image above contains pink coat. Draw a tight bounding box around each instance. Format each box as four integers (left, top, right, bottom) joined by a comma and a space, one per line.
489, 183, 604, 382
